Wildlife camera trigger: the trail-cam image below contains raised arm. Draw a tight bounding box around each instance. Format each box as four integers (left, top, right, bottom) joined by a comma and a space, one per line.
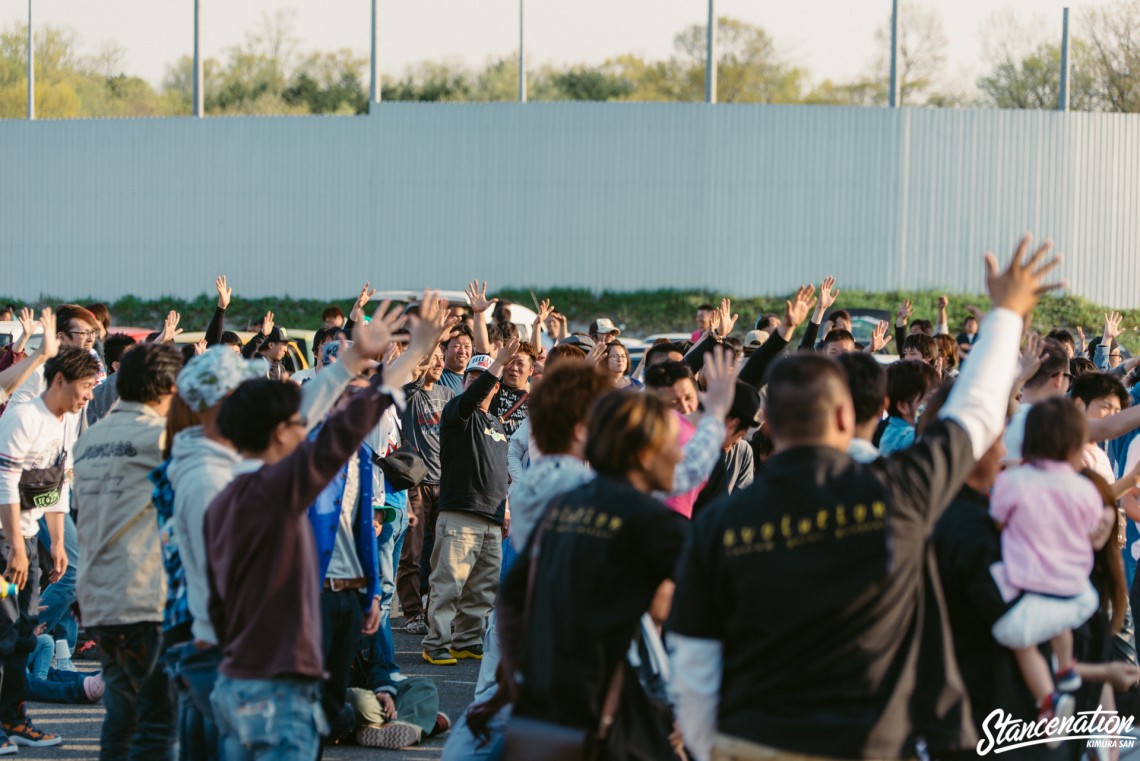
0, 309, 59, 402
800, 276, 837, 350
465, 280, 497, 355
738, 284, 814, 388
935, 295, 949, 336
204, 275, 231, 346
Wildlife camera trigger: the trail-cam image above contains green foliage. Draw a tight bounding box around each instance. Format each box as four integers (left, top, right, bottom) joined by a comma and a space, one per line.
12, 289, 1132, 352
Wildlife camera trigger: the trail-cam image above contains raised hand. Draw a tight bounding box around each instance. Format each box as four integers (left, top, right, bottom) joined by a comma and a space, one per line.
1104, 311, 1124, 341
937, 295, 949, 310
585, 339, 607, 366
261, 311, 275, 337
985, 234, 1064, 318
345, 300, 400, 371
1015, 331, 1046, 388
193, 339, 208, 356
491, 337, 522, 372
356, 283, 377, 312
966, 305, 984, 323
407, 290, 451, 357
895, 299, 913, 327
17, 308, 35, 340
1075, 325, 1086, 354
215, 275, 232, 310
816, 276, 840, 315
782, 285, 817, 331
37, 309, 58, 359
700, 347, 739, 421
536, 298, 555, 324
867, 320, 892, 353
161, 311, 183, 343
465, 280, 498, 314
716, 298, 739, 338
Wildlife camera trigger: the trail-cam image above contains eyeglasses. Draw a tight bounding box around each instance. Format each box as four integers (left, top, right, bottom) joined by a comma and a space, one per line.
65, 330, 97, 339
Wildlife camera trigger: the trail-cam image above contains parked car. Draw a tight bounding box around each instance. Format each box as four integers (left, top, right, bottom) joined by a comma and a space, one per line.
176, 331, 310, 373
0, 321, 43, 352
367, 290, 541, 342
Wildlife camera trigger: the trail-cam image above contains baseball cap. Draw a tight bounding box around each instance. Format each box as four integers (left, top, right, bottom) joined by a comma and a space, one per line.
743, 330, 770, 349
728, 381, 762, 428
589, 318, 620, 337
465, 355, 494, 374
177, 346, 265, 412
560, 334, 595, 349
264, 327, 287, 344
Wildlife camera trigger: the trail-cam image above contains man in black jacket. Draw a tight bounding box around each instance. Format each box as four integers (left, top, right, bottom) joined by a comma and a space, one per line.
421, 339, 521, 666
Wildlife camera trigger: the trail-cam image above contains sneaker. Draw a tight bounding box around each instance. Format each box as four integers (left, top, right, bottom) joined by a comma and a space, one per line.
1055, 667, 1082, 693
1038, 693, 1075, 749
404, 616, 428, 636
430, 711, 451, 737
389, 671, 407, 683
2, 708, 61, 748
355, 721, 422, 749
422, 649, 457, 666
0, 734, 15, 756
449, 644, 484, 660
83, 674, 104, 703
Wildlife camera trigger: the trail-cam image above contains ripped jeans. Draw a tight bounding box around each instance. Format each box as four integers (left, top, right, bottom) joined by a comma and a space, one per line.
210, 675, 328, 761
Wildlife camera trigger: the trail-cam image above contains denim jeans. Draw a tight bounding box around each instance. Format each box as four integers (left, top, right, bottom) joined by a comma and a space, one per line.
91, 622, 176, 761
0, 537, 39, 722
36, 512, 79, 647
211, 675, 327, 761
367, 507, 408, 686
166, 641, 222, 761
319, 588, 363, 743
26, 666, 87, 704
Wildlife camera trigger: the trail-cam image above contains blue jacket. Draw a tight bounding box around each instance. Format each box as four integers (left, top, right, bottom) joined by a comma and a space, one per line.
307, 439, 381, 610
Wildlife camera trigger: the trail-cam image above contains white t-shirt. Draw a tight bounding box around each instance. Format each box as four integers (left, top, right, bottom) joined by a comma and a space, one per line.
0, 397, 74, 537
1002, 403, 1032, 464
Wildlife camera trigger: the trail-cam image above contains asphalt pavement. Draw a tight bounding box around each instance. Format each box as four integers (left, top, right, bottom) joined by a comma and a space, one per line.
16, 618, 479, 761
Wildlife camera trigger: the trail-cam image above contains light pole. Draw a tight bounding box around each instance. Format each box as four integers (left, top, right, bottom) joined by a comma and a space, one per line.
888, 0, 899, 107
1059, 7, 1071, 112
193, 0, 204, 116
27, 0, 33, 119
518, 0, 526, 102
706, 0, 716, 103
370, 0, 381, 106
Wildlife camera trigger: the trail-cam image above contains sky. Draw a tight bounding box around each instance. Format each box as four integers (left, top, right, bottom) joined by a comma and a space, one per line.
2, 0, 1090, 91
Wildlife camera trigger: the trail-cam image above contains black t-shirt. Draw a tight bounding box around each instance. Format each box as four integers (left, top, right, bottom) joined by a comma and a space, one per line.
502, 476, 688, 760
490, 385, 529, 438
438, 371, 509, 523
669, 420, 975, 759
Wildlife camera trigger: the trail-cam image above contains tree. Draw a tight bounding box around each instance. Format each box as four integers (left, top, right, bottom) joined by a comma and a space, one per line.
284, 50, 368, 114
384, 61, 472, 102
1083, 0, 1140, 112
870, 2, 949, 106
546, 65, 633, 101
977, 40, 1099, 110
672, 17, 806, 103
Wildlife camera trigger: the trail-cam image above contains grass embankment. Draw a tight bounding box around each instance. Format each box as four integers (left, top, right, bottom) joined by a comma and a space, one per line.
6, 289, 1139, 351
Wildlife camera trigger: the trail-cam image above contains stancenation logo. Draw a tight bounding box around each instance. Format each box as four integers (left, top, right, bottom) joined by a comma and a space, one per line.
977, 707, 1136, 755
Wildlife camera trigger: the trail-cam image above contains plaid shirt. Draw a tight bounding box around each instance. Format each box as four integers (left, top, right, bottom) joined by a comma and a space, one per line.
150, 460, 192, 640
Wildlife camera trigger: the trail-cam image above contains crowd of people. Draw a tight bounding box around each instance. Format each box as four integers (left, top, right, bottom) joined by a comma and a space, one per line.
0, 236, 1139, 761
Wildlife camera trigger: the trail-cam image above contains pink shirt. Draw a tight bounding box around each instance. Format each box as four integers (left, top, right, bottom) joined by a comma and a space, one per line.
991, 460, 1103, 597
664, 412, 703, 519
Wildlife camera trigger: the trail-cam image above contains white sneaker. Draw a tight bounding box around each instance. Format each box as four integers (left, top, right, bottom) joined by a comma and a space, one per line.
355, 721, 421, 749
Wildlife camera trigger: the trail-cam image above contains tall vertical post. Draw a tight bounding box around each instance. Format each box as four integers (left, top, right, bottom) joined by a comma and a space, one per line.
888, 0, 899, 107
1059, 7, 1071, 112
370, 0, 381, 106
26, 0, 33, 120
193, 0, 204, 117
706, 0, 717, 103
518, 0, 526, 102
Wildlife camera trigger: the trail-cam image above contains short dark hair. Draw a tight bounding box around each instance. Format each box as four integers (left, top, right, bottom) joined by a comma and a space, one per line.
830, 309, 851, 324
103, 333, 138, 368
755, 314, 780, 332
1023, 397, 1088, 463
911, 319, 934, 335
529, 361, 612, 455
822, 328, 856, 347
837, 352, 887, 425
84, 303, 111, 331
43, 346, 102, 387
644, 360, 694, 390
444, 324, 474, 347
1070, 357, 1097, 378
587, 390, 675, 479
321, 306, 344, 322
696, 303, 715, 312
902, 333, 937, 363
887, 360, 939, 418
116, 343, 182, 404
645, 342, 684, 367
546, 343, 586, 368
1071, 372, 1129, 410
220, 331, 243, 348
485, 323, 503, 346
1047, 328, 1076, 352
312, 327, 340, 359
1025, 339, 1070, 389
55, 304, 98, 333
765, 354, 849, 441
218, 379, 301, 453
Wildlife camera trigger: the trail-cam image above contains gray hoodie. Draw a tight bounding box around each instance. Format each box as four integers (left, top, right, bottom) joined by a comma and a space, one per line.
167, 361, 354, 645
